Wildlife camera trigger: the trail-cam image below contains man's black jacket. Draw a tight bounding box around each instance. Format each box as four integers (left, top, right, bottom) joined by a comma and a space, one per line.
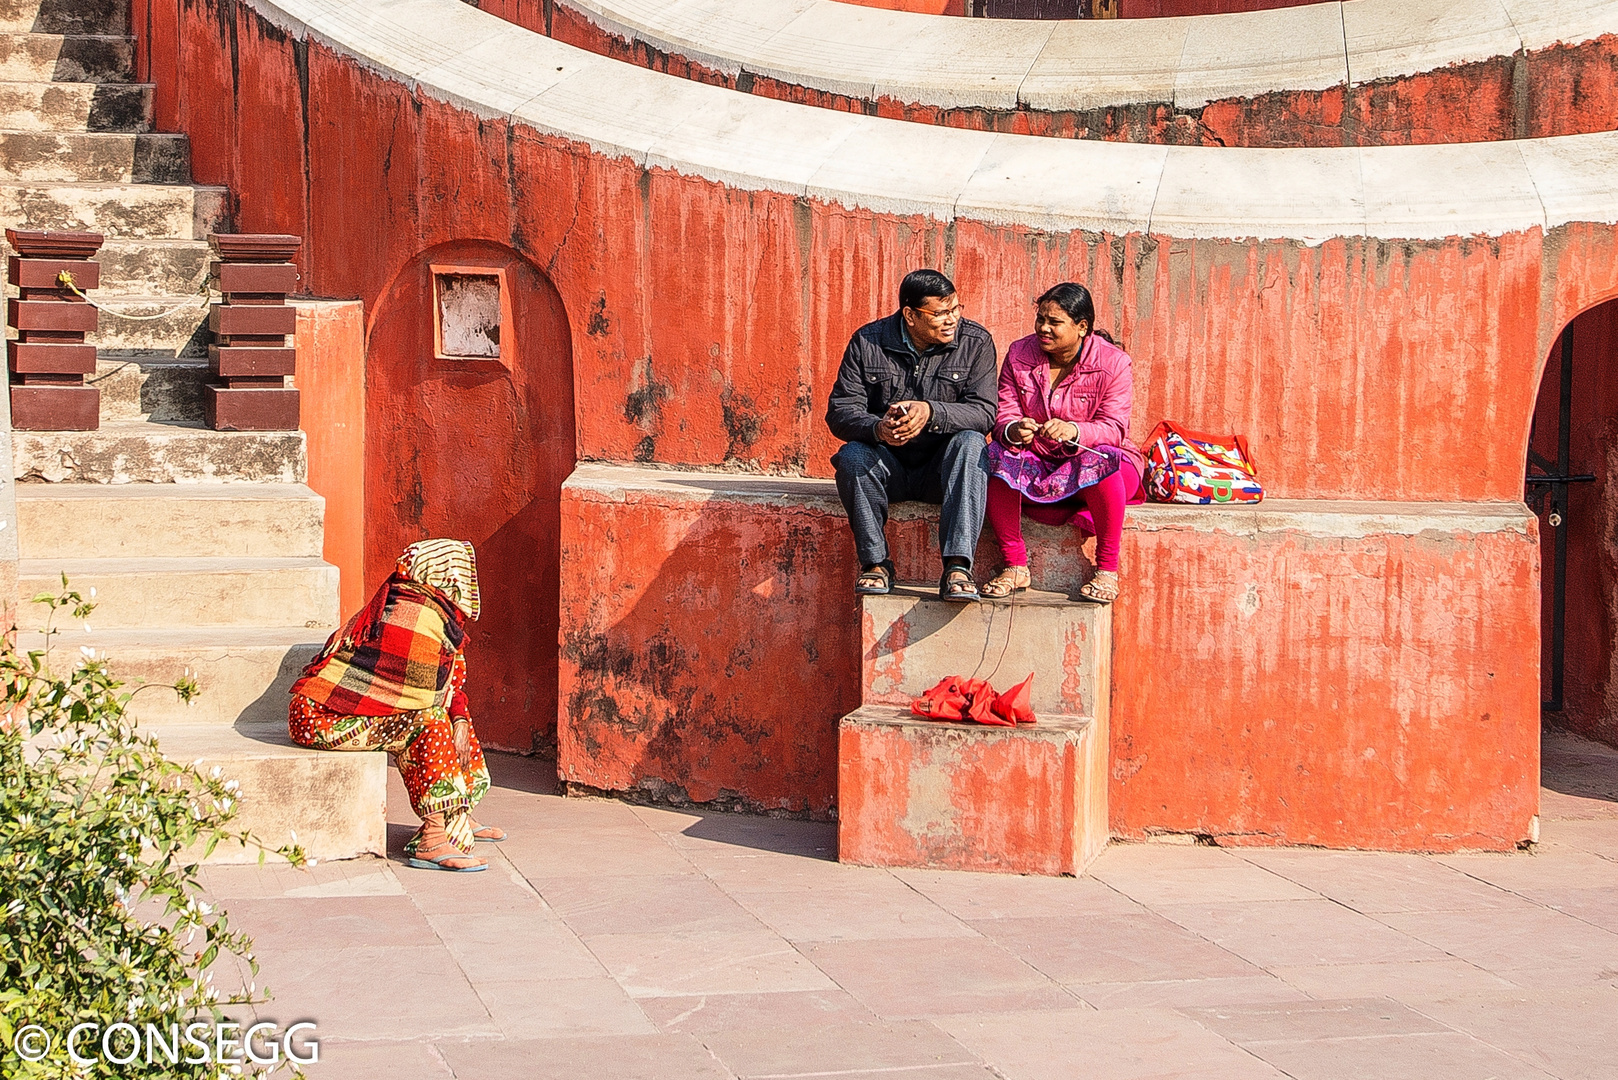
825, 312, 998, 469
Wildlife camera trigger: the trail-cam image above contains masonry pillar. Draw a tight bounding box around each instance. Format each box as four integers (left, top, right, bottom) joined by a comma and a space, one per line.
6, 228, 102, 431
205, 233, 302, 431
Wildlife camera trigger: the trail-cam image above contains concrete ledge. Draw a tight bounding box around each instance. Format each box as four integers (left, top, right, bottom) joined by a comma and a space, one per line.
248, 0, 1618, 240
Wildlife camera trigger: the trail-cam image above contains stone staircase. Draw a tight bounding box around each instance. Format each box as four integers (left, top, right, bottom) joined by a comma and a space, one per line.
4, 0, 383, 862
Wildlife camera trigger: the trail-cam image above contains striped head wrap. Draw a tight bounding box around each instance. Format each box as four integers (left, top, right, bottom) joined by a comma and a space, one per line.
398, 539, 479, 621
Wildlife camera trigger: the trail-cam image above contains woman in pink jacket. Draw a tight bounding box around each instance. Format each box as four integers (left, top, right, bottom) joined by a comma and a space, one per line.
981, 282, 1144, 603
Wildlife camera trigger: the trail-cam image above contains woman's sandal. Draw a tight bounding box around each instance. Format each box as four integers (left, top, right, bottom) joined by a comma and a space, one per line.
981, 565, 1030, 599
855, 561, 894, 596
939, 565, 981, 603
407, 841, 488, 872
1078, 570, 1120, 605
470, 822, 506, 843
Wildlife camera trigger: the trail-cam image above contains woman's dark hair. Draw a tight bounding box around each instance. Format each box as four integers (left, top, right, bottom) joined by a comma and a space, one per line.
900, 268, 956, 310
1037, 282, 1116, 345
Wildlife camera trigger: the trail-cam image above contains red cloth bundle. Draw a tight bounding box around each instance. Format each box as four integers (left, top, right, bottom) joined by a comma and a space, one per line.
911, 673, 1036, 726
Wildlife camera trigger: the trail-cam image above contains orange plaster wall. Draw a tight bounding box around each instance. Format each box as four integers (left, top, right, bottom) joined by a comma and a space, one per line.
142, 0, 1611, 843
293, 300, 367, 621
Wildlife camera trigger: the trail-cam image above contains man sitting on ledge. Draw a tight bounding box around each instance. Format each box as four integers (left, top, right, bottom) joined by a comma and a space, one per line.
826, 268, 997, 601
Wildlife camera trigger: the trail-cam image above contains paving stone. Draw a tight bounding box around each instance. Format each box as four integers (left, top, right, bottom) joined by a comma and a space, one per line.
1236, 849, 1521, 913
1156, 899, 1447, 968
1530, 886, 1618, 933
700, 1018, 977, 1078
249, 945, 497, 1042
937, 1006, 1292, 1080
1540, 817, 1618, 858
1182, 997, 1454, 1044
977, 912, 1262, 986
801, 937, 1077, 1019
1244, 1032, 1558, 1080
426, 911, 607, 979
435, 1033, 734, 1080
1436, 845, 1618, 897
584, 928, 837, 998
1267, 959, 1519, 1002
470, 977, 657, 1039
731, 880, 980, 943
636, 989, 879, 1035
305, 1039, 454, 1079
498, 824, 703, 879
1090, 844, 1318, 905
891, 867, 1144, 921
1072, 976, 1309, 1011
201, 857, 403, 901
1375, 905, 1618, 989
658, 812, 839, 860
214, 895, 436, 952
1408, 988, 1618, 1080
540, 873, 765, 935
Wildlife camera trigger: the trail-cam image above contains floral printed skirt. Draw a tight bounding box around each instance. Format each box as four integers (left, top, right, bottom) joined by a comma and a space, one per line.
288, 694, 490, 852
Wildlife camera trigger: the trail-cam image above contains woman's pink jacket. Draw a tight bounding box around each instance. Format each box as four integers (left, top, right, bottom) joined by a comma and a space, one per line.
994, 332, 1145, 477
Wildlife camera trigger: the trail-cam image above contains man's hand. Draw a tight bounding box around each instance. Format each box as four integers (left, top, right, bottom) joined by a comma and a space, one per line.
1006, 418, 1039, 447
453, 719, 473, 770
877, 400, 931, 446
1037, 418, 1080, 445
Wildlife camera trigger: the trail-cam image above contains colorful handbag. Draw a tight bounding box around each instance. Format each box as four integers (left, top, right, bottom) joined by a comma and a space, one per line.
1144, 421, 1263, 504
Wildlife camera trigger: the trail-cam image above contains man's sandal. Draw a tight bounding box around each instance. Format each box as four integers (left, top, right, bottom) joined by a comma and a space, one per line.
855, 561, 894, 596
407, 842, 487, 872
1077, 570, 1119, 605
939, 565, 981, 602
981, 565, 1030, 599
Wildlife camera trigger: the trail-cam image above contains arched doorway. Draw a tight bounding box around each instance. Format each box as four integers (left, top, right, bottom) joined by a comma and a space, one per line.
1528, 299, 1618, 746
365, 240, 576, 753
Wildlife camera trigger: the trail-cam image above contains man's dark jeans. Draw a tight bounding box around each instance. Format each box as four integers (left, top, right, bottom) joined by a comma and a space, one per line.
831, 430, 989, 572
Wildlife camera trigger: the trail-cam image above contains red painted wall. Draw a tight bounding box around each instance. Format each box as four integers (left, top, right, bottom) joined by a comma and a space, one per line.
1530, 300, 1618, 748
505, 1, 1618, 147
292, 300, 367, 620
136, 0, 1618, 844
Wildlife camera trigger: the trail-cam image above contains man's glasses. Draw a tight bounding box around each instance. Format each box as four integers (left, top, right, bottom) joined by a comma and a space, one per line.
909, 303, 963, 322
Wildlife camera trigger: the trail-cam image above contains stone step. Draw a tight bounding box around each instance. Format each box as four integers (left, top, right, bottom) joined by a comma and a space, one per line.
18, 556, 340, 629
0, 80, 151, 132
2, 238, 214, 296
143, 722, 386, 863
861, 585, 1111, 723
0, 0, 129, 37
16, 482, 326, 559
13, 420, 306, 484
838, 705, 1108, 876
0, 33, 133, 83
15, 626, 327, 726
90, 353, 209, 421
0, 179, 227, 239
80, 293, 212, 355
0, 129, 189, 182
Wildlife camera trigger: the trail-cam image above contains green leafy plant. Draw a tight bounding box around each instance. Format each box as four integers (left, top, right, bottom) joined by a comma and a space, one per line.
0, 579, 306, 1078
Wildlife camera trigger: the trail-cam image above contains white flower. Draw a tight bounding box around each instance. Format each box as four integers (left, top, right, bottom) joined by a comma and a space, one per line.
89, 587, 97, 598
80, 646, 95, 658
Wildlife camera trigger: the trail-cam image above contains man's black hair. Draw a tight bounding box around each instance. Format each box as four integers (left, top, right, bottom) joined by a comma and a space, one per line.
899, 269, 956, 310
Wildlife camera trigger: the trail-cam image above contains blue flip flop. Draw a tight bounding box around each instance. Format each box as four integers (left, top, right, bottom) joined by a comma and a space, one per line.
407, 849, 487, 872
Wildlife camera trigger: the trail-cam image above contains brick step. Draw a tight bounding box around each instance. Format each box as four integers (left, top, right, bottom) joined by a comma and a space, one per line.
839, 705, 1108, 876
143, 722, 385, 863
0, 33, 133, 83
0, 129, 189, 182
13, 420, 306, 483
77, 293, 212, 355
0, 179, 227, 239
861, 584, 1110, 722
90, 353, 209, 421
15, 626, 328, 726
16, 482, 326, 559
0, 0, 129, 36
18, 556, 340, 629
0, 80, 150, 132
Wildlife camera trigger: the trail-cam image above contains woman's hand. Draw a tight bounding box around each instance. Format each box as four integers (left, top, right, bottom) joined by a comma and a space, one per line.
453, 719, 473, 770
1037, 418, 1080, 445
1006, 418, 1039, 447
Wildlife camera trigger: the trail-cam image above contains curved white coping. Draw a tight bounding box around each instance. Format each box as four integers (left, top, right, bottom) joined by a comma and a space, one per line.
252, 0, 1618, 242
559, 0, 1618, 112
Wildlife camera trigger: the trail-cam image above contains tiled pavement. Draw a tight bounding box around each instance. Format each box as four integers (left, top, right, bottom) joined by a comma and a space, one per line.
201, 728, 1618, 1079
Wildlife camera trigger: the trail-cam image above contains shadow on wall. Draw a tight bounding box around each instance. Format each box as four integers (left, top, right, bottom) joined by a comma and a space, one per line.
365, 240, 577, 755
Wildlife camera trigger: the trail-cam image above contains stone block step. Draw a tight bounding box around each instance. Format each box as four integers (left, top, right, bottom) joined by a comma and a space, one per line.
0, 179, 226, 239
0, 79, 151, 131
18, 556, 340, 629
91, 353, 209, 421
0, 129, 189, 182
144, 722, 386, 863
16, 482, 326, 559
839, 705, 1108, 876
0, 33, 133, 83
0, 0, 129, 36
861, 585, 1110, 723
82, 294, 212, 355
7, 237, 213, 296
15, 626, 327, 726
13, 421, 306, 484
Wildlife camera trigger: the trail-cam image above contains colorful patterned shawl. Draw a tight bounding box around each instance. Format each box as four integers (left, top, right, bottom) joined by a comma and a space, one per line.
291, 540, 477, 717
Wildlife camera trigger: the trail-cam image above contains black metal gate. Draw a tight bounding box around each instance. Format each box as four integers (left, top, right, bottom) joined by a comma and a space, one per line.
1526, 330, 1596, 712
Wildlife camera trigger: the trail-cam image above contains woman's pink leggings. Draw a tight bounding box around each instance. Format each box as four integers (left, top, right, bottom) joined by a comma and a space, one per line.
986, 462, 1139, 572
